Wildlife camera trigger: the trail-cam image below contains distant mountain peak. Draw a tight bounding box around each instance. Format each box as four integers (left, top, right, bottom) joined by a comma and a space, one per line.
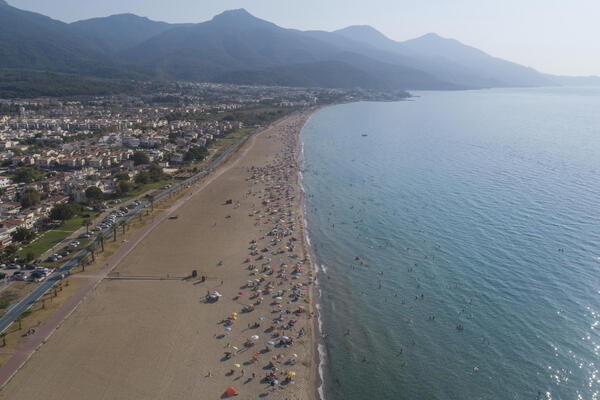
412, 32, 452, 43
211, 8, 275, 29
0, 0, 9, 6
335, 25, 388, 39
213, 8, 255, 22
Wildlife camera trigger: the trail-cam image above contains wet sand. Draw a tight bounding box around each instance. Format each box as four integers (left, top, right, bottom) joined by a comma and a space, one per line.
0, 110, 317, 400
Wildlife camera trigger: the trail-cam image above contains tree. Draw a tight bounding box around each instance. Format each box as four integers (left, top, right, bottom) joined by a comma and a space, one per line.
88, 243, 97, 262
116, 180, 133, 195
145, 194, 155, 212
25, 252, 35, 263
0, 332, 6, 347
85, 186, 103, 202
184, 145, 208, 162
83, 218, 91, 234
3, 244, 18, 260
148, 163, 164, 182
134, 171, 150, 184
11, 227, 35, 243
11, 167, 44, 183
96, 233, 105, 252
21, 187, 40, 208
132, 151, 150, 166
50, 203, 78, 220
114, 172, 130, 181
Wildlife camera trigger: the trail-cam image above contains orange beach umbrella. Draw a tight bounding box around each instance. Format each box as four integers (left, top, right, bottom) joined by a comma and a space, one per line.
225, 387, 238, 397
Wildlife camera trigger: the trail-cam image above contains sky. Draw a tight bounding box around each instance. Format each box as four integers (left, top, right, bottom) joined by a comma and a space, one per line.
8, 0, 600, 76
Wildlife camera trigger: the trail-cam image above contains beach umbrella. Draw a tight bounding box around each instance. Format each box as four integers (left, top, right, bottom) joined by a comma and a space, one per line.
271, 380, 278, 386
258, 317, 264, 321
267, 341, 275, 346
275, 296, 282, 300
225, 387, 238, 397
232, 312, 238, 316
238, 291, 244, 295
225, 327, 232, 332
292, 353, 298, 358
251, 335, 259, 340
234, 363, 241, 368
282, 336, 289, 340
232, 346, 239, 351
288, 371, 296, 377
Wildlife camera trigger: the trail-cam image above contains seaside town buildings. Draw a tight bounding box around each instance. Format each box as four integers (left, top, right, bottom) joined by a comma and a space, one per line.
0, 82, 383, 253
0, 83, 342, 252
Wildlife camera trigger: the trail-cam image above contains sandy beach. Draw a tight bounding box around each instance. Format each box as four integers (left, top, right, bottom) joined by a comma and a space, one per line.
0, 110, 318, 400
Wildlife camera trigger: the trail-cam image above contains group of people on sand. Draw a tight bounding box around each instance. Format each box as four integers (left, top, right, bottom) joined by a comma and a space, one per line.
206, 115, 315, 396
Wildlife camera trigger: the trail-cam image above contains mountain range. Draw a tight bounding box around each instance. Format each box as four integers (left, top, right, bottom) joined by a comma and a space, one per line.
0, 1, 597, 93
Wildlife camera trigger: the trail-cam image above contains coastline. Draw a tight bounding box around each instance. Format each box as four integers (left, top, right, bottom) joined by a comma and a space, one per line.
0, 109, 321, 400
297, 111, 326, 400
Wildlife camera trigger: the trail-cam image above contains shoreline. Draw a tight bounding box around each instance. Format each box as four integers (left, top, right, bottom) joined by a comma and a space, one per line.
0, 108, 321, 400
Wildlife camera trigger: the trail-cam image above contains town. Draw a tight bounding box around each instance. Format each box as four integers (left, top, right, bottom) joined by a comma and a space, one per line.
0, 83, 397, 285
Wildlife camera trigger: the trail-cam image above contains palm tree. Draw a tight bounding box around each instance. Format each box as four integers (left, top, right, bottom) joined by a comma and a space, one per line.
145, 194, 155, 213
83, 218, 91, 234
88, 243, 97, 262
96, 233, 104, 253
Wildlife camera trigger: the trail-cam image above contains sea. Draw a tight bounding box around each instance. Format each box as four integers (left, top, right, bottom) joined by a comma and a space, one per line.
300, 87, 600, 400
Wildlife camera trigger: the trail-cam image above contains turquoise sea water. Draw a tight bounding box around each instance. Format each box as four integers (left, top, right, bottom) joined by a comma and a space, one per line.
301, 88, 600, 400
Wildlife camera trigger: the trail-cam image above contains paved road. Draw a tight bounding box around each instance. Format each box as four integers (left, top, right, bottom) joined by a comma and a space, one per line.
0, 125, 262, 387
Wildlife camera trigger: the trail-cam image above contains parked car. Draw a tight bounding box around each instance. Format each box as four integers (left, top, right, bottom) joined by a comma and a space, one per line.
12, 271, 26, 280
29, 271, 45, 282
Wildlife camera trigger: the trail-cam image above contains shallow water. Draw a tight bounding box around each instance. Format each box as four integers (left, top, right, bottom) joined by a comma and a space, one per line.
301, 88, 600, 400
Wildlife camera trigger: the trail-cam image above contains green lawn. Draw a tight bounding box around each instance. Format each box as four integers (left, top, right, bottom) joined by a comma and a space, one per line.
18, 212, 99, 260
208, 128, 253, 161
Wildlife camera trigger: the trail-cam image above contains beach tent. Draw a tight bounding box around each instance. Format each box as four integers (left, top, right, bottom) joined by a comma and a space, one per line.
225, 387, 238, 397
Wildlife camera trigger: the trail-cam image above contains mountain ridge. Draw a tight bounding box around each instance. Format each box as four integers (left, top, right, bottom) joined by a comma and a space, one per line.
0, 2, 596, 94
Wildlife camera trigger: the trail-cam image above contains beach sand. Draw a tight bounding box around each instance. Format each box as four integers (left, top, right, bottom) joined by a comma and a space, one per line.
0, 110, 318, 400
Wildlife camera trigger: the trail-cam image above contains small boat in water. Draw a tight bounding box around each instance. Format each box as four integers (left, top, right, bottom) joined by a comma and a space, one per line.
361, 134, 368, 137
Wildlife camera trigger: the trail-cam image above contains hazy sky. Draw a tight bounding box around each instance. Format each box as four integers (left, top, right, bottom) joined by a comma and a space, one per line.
8, 0, 600, 76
